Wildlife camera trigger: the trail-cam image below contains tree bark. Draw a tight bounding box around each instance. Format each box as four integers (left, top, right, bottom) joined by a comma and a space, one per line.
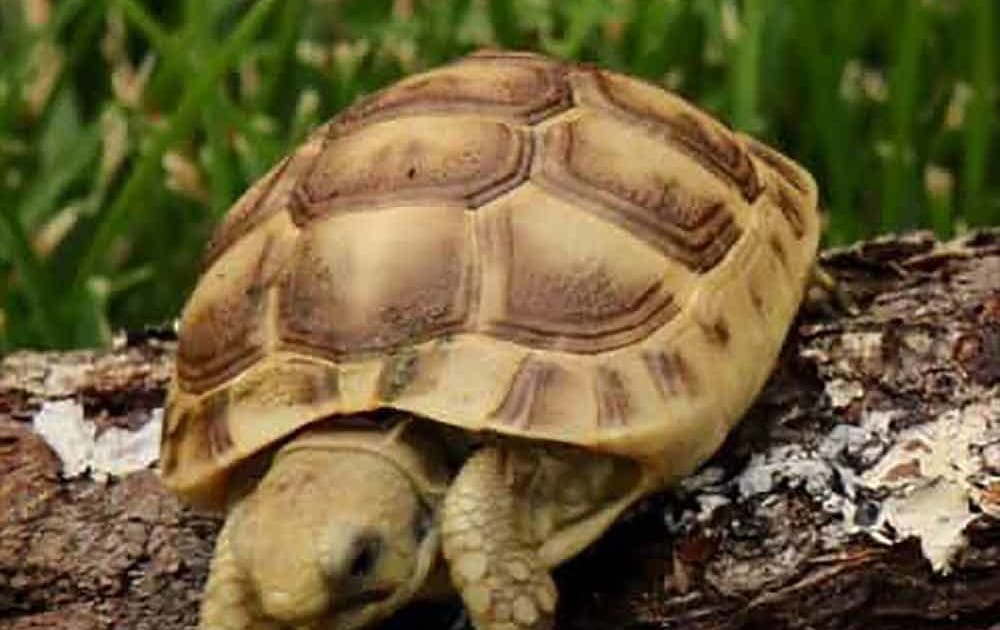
1, 230, 998, 630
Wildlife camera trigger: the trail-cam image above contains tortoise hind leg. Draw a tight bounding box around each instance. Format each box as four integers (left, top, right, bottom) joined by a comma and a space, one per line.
807, 263, 858, 315
442, 447, 558, 630
199, 508, 281, 630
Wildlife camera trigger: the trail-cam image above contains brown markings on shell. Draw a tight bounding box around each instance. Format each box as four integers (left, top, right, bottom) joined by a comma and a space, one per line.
277, 210, 471, 359
510, 264, 661, 326
230, 359, 339, 409
492, 276, 679, 353
595, 366, 631, 427
201, 389, 233, 459
745, 136, 811, 195
537, 119, 741, 272
585, 70, 762, 202
286, 186, 314, 223
177, 232, 283, 394
743, 136, 810, 240
701, 317, 731, 347
770, 181, 806, 239
490, 358, 556, 429
330, 51, 572, 130
749, 285, 766, 316
480, 200, 681, 353
376, 349, 420, 402
643, 350, 699, 399
769, 232, 789, 271
292, 118, 532, 224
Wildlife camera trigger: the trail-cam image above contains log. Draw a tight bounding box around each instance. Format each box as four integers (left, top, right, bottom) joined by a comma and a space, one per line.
1, 230, 998, 630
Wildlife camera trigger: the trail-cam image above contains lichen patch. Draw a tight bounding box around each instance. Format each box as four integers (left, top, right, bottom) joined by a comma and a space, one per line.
860, 401, 999, 573
31, 399, 162, 481
824, 378, 864, 409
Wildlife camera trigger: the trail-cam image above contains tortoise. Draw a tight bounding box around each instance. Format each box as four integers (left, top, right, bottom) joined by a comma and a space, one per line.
160, 49, 820, 630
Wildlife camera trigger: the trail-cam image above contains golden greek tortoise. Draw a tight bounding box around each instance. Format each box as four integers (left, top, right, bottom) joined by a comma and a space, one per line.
161, 49, 820, 630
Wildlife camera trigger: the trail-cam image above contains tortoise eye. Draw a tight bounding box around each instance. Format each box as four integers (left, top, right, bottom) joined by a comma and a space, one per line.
412, 502, 434, 542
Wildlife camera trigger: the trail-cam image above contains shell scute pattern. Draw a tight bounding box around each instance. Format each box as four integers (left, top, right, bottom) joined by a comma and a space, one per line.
594, 366, 631, 428
643, 350, 698, 400
167, 50, 820, 503
477, 187, 680, 352
535, 114, 742, 272
202, 132, 329, 268
570, 69, 763, 202
292, 117, 533, 224
277, 207, 472, 358
201, 389, 234, 459
488, 357, 591, 434
490, 358, 556, 430
177, 216, 292, 393
330, 51, 573, 129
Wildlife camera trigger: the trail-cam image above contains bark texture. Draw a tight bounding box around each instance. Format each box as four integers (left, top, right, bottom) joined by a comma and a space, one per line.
1, 230, 998, 630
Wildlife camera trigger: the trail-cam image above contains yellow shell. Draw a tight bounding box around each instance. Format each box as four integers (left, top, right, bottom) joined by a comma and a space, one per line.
161, 50, 820, 508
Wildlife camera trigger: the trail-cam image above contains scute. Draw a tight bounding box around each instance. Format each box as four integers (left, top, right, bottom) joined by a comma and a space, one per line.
177, 212, 296, 393
476, 184, 684, 353
332, 50, 572, 128
535, 112, 743, 272
293, 116, 533, 223
569, 69, 762, 202
277, 206, 472, 358
163, 49, 820, 507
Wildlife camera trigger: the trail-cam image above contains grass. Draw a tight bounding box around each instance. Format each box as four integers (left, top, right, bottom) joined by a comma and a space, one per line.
0, 0, 997, 352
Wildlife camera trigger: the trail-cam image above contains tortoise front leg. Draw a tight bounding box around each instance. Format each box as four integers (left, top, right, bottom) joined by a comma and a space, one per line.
442, 447, 558, 630
200, 508, 281, 630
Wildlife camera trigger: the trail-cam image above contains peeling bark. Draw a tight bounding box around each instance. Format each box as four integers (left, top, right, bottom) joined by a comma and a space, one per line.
1, 231, 998, 630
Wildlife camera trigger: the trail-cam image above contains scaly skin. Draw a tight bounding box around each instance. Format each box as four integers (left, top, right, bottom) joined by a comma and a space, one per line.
442, 448, 558, 630
199, 504, 281, 630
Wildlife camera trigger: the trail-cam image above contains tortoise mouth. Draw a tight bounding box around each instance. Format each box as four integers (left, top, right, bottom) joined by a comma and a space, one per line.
322, 587, 399, 630
329, 587, 394, 614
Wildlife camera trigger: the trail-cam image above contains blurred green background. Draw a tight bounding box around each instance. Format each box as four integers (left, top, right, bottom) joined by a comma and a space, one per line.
0, 0, 996, 352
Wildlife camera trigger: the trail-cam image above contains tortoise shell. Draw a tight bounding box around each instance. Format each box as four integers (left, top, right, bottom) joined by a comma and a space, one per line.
161, 50, 819, 508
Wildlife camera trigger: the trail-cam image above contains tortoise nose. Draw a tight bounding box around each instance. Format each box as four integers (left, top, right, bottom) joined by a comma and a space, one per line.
319, 525, 384, 583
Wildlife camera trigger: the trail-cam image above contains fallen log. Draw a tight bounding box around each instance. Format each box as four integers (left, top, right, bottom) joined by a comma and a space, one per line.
1, 230, 997, 629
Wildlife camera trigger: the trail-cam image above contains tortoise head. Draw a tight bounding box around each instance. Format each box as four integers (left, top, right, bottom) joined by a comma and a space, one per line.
229, 428, 442, 628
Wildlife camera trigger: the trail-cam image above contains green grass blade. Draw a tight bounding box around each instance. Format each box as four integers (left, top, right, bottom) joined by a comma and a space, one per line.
795, 1, 865, 243
201, 95, 239, 215
255, 0, 309, 111
113, 0, 175, 58
545, 0, 612, 60
882, 2, 925, 231
488, 0, 523, 48
729, 0, 766, 134
962, 0, 994, 226
74, 0, 279, 287
18, 124, 101, 228
0, 206, 61, 346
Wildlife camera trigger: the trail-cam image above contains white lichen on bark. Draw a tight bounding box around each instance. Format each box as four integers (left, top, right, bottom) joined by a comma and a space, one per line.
32, 399, 163, 480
